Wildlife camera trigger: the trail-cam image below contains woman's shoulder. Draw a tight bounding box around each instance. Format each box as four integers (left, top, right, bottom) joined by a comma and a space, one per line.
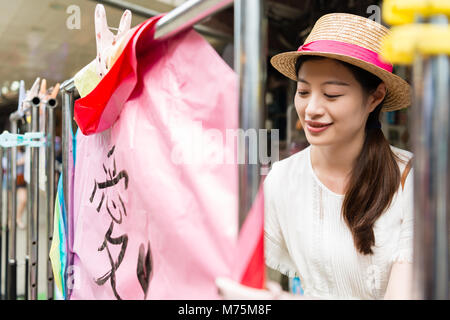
264, 146, 310, 191
389, 145, 414, 171
389, 145, 413, 159
269, 146, 310, 176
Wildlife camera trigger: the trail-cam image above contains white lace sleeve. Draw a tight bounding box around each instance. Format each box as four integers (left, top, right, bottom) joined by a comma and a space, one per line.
264, 162, 298, 277
391, 166, 414, 264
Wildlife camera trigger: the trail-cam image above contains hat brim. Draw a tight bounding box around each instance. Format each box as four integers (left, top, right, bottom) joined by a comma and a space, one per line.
271, 51, 411, 112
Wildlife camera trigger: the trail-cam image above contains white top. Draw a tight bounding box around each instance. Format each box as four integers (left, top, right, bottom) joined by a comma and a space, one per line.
264, 145, 414, 300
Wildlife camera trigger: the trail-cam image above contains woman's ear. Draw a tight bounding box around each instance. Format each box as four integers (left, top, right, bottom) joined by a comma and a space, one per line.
367, 82, 386, 112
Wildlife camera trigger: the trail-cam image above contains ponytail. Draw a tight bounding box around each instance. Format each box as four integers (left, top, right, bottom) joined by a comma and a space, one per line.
342, 104, 401, 255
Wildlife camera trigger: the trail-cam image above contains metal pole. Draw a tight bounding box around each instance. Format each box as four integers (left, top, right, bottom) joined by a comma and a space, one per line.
154, 0, 233, 41
431, 52, 450, 299
91, 0, 233, 42
7, 118, 18, 300
60, 79, 75, 299
4, 147, 10, 299
0, 147, 3, 299
25, 118, 31, 300
29, 96, 40, 300
9, 111, 28, 300
286, 105, 294, 148
45, 98, 57, 300
411, 15, 450, 300
234, 0, 267, 229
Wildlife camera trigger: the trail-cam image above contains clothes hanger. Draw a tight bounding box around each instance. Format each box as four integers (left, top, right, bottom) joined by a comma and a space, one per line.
19, 77, 41, 123
94, 4, 132, 78
37, 79, 60, 130
25, 77, 41, 106
1, 78, 44, 148
38, 79, 60, 102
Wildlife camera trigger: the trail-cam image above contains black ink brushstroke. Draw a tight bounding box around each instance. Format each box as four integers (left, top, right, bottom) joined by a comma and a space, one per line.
90, 180, 97, 203
98, 171, 129, 190
137, 242, 152, 299
95, 221, 128, 300
96, 193, 105, 212
97, 222, 113, 252
106, 197, 123, 224
107, 146, 115, 158
98, 222, 128, 259
95, 244, 121, 300
118, 195, 127, 217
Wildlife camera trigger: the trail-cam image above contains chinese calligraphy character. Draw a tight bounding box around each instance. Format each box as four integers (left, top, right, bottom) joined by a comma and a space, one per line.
90, 145, 129, 300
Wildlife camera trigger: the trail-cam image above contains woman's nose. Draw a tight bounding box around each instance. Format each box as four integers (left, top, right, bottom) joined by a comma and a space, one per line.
305, 94, 325, 117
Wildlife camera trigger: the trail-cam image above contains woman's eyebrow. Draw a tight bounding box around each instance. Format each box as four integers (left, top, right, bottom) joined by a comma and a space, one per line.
298, 77, 349, 86
298, 78, 310, 85
322, 80, 350, 86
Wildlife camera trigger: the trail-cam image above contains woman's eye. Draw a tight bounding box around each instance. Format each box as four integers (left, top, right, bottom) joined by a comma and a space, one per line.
297, 91, 309, 96
324, 94, 343, 98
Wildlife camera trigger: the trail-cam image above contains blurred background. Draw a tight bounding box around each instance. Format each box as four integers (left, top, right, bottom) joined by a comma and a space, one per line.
0, 0, 414, 297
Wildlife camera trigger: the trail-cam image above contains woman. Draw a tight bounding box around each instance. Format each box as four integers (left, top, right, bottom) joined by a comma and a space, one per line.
217, 13, 414, 300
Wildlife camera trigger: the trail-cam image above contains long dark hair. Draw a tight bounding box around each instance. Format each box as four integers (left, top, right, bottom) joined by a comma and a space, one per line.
295, 56, 404, 255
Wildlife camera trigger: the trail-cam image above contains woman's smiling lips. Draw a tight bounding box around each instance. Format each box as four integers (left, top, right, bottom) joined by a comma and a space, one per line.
305, 120, 333, 133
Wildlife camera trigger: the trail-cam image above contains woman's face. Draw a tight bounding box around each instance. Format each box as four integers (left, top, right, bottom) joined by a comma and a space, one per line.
295, 58, 384, 147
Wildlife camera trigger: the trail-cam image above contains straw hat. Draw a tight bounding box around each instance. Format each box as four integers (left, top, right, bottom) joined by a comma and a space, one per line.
271, 13, 411, 111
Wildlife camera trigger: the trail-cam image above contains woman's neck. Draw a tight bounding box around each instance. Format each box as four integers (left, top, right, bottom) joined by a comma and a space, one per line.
310, 132, 365, 179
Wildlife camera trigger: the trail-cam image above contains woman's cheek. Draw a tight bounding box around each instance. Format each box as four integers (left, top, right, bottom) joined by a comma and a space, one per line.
294, 98, 306, 118
332, 96, 358, 119
332, 100, 364, 134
